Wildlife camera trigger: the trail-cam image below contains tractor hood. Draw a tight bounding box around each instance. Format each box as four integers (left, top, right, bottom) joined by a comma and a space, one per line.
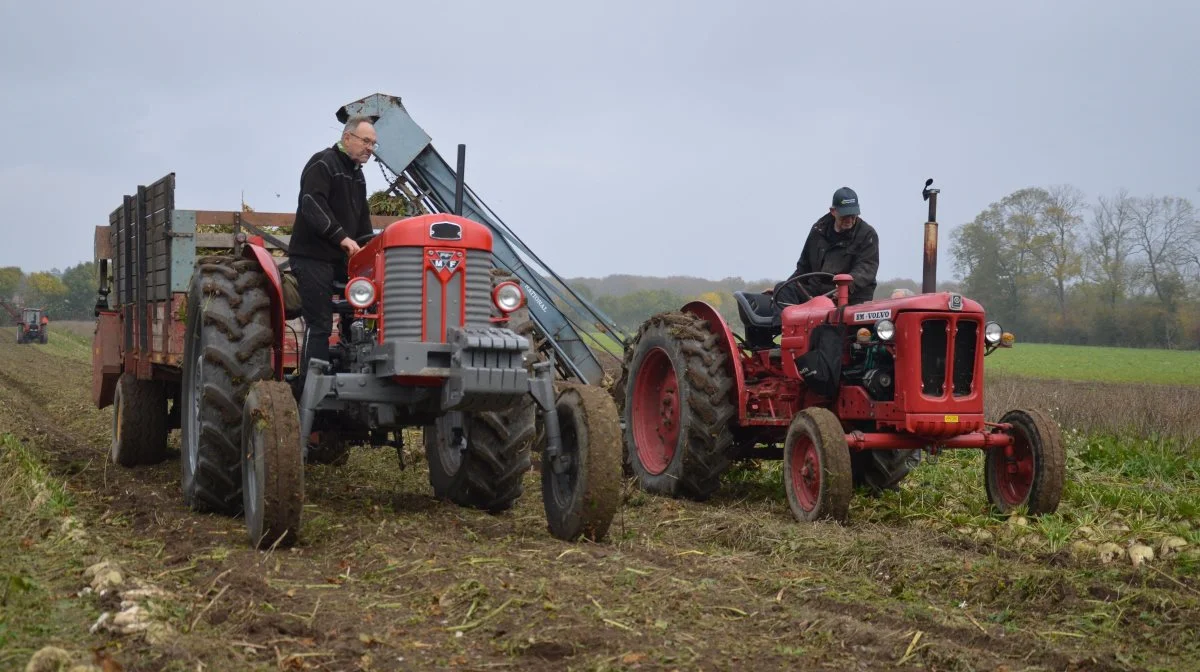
840, 291, 985, 327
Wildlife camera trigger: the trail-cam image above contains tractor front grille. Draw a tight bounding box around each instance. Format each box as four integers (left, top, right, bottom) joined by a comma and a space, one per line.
953, 320, 978, 396
919, 317, 979, 398
383, 247, 423, 342
383, 247, 494, 344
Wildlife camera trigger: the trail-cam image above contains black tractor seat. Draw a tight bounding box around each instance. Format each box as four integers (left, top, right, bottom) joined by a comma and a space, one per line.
733, 291, 782, 350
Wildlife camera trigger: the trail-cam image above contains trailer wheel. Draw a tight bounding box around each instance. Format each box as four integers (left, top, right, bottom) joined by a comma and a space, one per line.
180, 256, 275, 516
986, 408, 1065, 516
622, 311, 735, 500
241, 380, 303, 549
783, 407, 853, 523
541, 383, 622, 542
110, 372, 170, 467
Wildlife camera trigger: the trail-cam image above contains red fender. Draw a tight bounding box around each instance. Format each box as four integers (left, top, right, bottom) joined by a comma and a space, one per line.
241, 239, 286, 379
680, 300, 748, 423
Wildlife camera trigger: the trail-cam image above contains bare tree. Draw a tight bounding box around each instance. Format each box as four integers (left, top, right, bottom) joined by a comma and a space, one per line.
1086, 189, 1138, 310
1129, 195, 1196, 310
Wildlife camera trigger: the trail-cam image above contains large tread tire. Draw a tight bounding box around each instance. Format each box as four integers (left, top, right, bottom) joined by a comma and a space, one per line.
986, 408, 1065, 516
180, 256, 276, 516
110, 372, 170, 467
241, 380, 303, 549
425, 406, 535, 513
541, 383, 622, 542
622, 311, 736, 500
851, 449, 920, 495
784, 407, 853, 523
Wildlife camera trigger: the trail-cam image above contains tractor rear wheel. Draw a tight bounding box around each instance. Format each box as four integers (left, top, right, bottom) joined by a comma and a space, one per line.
425, 405, 535, 513
622, 311, 735, 500
985, 408, 1065, 515
784, 407, 853, 523
180, 256, 275, 516
541, 383, 622, 542
241, 380, 303, 549
110, 372, 170, 467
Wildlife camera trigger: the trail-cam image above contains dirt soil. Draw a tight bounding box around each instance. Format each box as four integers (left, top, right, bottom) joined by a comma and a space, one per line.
1, 335, 1197, 672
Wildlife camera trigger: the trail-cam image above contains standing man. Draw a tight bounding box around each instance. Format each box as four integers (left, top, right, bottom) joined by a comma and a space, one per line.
289, 115, 378, 386
774, 186, 880, 306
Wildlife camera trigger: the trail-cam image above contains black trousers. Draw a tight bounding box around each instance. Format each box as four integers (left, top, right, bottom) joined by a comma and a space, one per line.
290, 256, 349, 380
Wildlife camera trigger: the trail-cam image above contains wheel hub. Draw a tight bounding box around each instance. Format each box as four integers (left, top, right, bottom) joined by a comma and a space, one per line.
631, 347, 681, 475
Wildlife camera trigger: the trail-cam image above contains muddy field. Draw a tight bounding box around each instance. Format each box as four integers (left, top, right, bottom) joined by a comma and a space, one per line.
2, 331, 1198, 672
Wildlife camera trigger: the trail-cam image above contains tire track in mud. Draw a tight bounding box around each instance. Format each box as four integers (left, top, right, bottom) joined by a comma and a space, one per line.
0, 338, 1161, 672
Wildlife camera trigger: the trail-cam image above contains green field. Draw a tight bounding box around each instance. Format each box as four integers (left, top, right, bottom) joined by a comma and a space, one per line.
985, 342, 1200, 387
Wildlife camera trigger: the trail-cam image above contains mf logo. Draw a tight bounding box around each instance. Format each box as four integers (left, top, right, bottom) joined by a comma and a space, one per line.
429, 249, 462, 275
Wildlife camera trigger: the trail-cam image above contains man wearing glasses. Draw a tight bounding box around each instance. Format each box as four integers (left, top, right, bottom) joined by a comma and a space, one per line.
288, 115, 378, 403
772, 186, 880, 306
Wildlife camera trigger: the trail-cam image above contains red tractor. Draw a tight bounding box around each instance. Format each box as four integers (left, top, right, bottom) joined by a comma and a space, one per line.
617, 181, 1064, 522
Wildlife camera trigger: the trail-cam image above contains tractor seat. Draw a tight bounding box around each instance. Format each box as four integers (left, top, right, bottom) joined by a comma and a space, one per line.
733, 291, 782, 350
733, 291, 780, 330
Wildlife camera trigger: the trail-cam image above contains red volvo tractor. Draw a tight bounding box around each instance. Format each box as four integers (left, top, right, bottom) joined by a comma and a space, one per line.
618, 180, 1064, 522
94, 168, 621, 549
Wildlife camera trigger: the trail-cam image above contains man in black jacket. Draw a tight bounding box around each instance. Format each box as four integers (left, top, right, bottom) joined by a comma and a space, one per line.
773, 186, 880, 306
289, 115, 377, 386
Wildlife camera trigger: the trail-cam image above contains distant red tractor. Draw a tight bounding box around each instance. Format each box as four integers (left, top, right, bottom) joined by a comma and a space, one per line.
618, 181, 1065, 522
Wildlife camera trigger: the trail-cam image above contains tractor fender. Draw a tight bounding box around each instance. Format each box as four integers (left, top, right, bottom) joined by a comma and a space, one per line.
240, 241, 286, 379
681, 300, 746, 422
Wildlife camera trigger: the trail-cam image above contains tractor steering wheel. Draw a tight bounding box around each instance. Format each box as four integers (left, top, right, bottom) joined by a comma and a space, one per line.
770, 272, 839, 307
355, 232, 377, 247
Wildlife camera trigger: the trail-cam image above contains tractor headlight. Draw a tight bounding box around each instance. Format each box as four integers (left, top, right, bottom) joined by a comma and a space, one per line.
493, 281, 524, 314
875, 319, 895, 341
346, 277, 377, 309
985, 321, 1003, 345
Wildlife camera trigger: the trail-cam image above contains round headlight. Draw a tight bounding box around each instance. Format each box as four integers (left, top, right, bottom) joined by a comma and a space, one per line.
985, 321, 1003, 345
493, 281, 524, 313
346, 277, 376, 308
875, 319, 895, 341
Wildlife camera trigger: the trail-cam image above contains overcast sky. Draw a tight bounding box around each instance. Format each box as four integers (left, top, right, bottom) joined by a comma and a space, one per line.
1, 0, 1197, 286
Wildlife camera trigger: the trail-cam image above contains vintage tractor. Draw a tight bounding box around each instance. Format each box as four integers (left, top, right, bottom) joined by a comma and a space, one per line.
95, 96, 626, 552
178, 212, 622, 549
617, 180, 1065, 522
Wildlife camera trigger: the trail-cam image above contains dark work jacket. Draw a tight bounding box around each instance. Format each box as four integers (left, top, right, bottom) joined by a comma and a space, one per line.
776, 213, 880, 305
288, 144, 372, 262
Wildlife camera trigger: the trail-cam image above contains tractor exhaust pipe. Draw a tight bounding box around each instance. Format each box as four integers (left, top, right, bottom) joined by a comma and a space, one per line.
922, 178, 940, 294
454, 143, 466, 216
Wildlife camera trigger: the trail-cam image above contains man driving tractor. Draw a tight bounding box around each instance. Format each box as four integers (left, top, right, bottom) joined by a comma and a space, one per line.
773, 186, 880, 306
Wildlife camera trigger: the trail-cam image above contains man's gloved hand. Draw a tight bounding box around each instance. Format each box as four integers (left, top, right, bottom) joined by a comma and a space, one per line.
340, 237, 362, 256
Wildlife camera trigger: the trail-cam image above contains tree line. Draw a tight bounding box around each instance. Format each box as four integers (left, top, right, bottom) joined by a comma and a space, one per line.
951, 185, 1200, 349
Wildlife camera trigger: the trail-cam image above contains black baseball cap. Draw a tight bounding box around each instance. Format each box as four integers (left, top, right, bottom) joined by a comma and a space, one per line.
832, 187, 861, 216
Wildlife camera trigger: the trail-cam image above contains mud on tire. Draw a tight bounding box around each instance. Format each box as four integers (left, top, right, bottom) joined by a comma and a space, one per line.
181, 256, 275, 516
622, 311, 736, 500
851, 449, 920, 495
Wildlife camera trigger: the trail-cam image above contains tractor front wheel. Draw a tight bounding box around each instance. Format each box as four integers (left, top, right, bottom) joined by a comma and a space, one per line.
783, 408, 852, 523
985, 408, 1065, 516
541, 384, 622, 542
622, 311, 735, 500
241, 380, 303, 549
110, 372, 170, 467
